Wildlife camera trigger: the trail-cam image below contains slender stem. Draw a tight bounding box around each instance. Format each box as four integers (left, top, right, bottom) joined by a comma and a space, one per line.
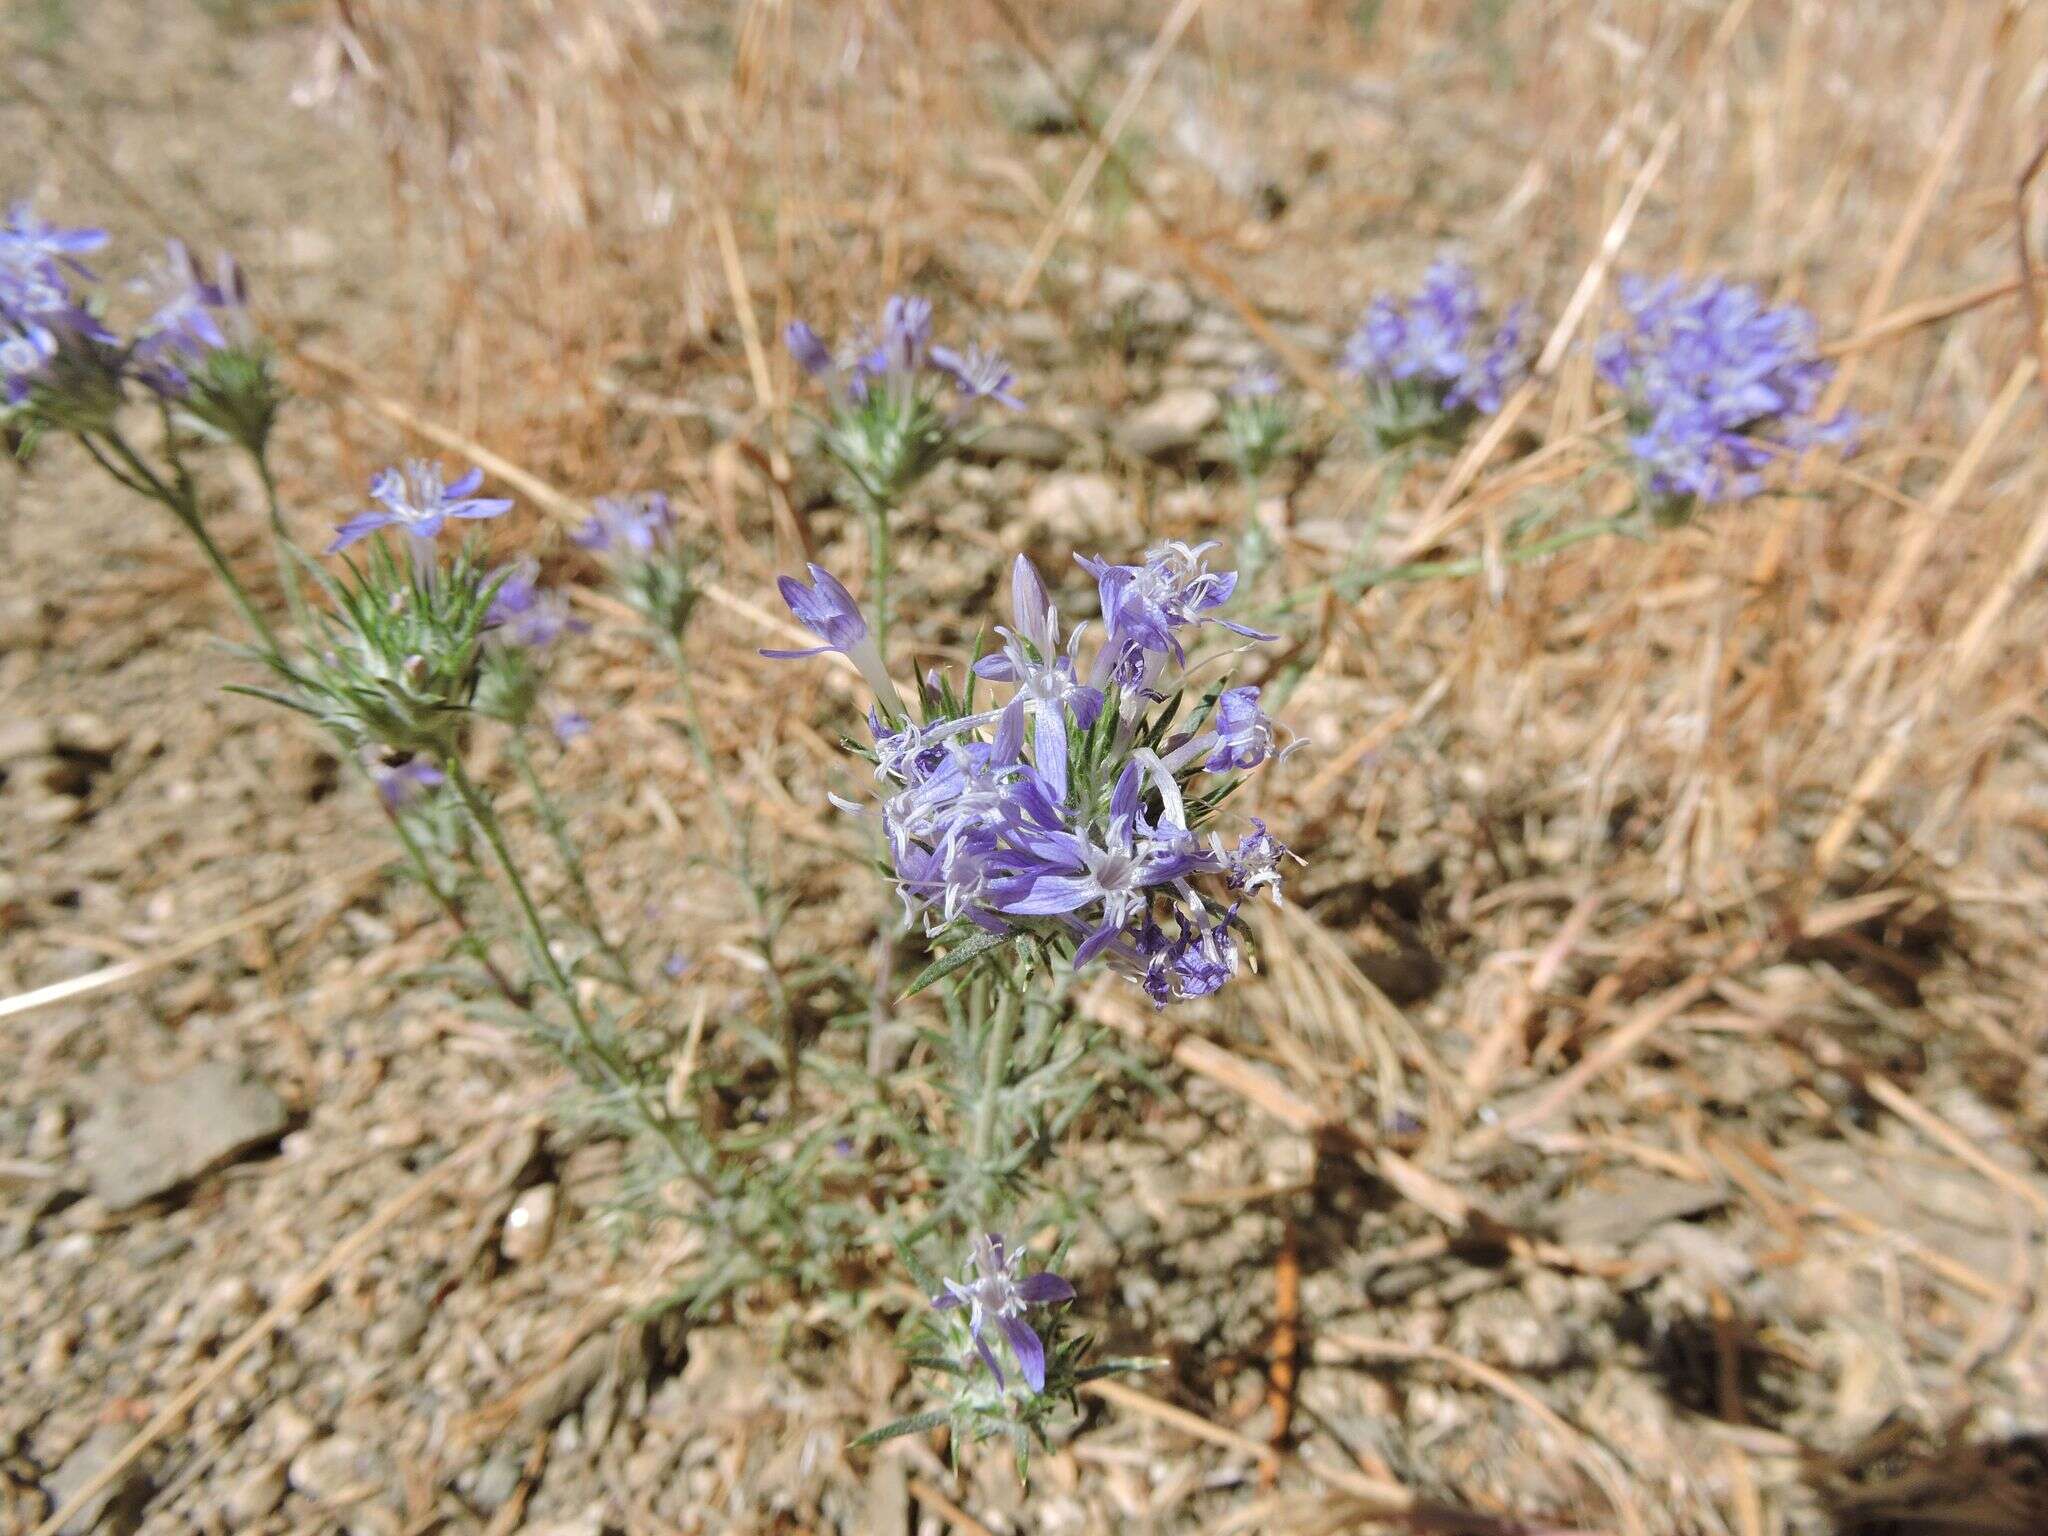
970, 979, 1023, 1218
665, 646, 799, 1101
253, 448, 312, 632
507, 732, 636, 991
447, 757, 717, 1196
96, 428, 281, 655
375, 790, 527, 1009
865, 494, 893, 655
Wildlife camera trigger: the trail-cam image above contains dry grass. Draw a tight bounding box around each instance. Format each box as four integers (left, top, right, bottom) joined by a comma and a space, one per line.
12, 0, 2048, 1531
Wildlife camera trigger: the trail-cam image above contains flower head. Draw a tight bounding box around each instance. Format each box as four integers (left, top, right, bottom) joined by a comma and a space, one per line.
765, 541, 1293, 1007
0, 203, 111, 406
932, 1233, 1075, 1393
329, 460, 514, 552
369, 754, 445, 809
1596, 274, 1855, 508
574, 491, 675, 554
785, 294, 1024, 503
931, 343, 1023, 410
131, 241, 251, 392
487, 559, 584, 649
1341, 257, 1529, 439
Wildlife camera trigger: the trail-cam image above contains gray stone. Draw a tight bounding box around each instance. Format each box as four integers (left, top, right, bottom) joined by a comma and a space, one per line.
1550, 1169, 1726, 1250
1114, 388, 1219, 459
1025, 473, 1123, 545
44, 1425, 153, 1536
1097, 268, 1195, 334
0, 595, 52, 651
54, 714, 123, 758
0, 718, 55, 764
78, 1061, 288, 1210
287, 1435, 388, 1504
1003, 63, 1079, 134
1170, 103, 1285, 216
960, 419, 1073, 468
461, 1452, 523, 1513
223, 1462, 288, 1525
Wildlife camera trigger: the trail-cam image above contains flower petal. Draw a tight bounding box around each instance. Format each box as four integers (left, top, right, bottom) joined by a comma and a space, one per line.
999, 1314, 1047, 1394
1016, 1272, 1076, 1305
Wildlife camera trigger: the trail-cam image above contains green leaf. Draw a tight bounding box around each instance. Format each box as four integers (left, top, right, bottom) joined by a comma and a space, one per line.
901, 929, 1018, 999
892, 1231, 942, 1296
1074, 1356, 1166, 1382
851, 1409, 952, 1449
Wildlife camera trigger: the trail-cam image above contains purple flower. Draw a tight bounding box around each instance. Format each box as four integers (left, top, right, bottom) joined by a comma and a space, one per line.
932, 1233, 1075, 1393
487, 560, 583, 649
1224, 818, 1298, 903
328, 460, 515, 552
131, 242, 250, 391
1, 203, 110, 405
932, 343, 1023, 410
763, 563, 868, 657
783, 320, 835, 378
1082, 541, 1275, 695
551, 709, 591, 744
1596, 274, 1855, 505
1201, 687, 1273, 772
371, 755, 445, 809
972, 556, 1103, 799
0, 323, 57, 405
990, 759, 1211, 966
872, 293, 932, 375
761, 564, 905, 715
574, 491, 674, 554
1340, 257, 1527, 419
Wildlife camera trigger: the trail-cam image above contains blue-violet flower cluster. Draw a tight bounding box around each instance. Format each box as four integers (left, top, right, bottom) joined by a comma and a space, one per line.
1595, 274, 1856, 509
1341, 256, 1528, 443
784, 294, 1020, 506
1, 203, 110, 407
765, 542, 1299, 1007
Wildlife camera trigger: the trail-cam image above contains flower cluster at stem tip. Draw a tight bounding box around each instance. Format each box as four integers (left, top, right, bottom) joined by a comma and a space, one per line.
3, 202, 277, 450
933, 1234, 1075, 1394
783, 294, 1021, 507
1595, 273, 1857, 511
764, 541, 1300, 1008
1340, 255, 1529, 444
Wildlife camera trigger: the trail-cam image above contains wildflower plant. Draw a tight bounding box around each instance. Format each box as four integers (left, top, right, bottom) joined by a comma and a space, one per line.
1595, 273, 1857, 523
1221, 364, 1292, 589
1340, 255, 1528, 450
766, 540, 1294, 1461
784, 294, 1021, 647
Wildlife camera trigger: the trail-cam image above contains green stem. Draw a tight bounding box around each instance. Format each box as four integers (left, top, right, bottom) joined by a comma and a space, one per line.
375, 788, 527, 1009
96, 428, 281, 656
664, 642, 799, 1102
970, 979, 1023, 1219
253, 449, 312, 633
865, 494, 893, 655
507, 732, 636, 992
447, 757, 717, 1196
